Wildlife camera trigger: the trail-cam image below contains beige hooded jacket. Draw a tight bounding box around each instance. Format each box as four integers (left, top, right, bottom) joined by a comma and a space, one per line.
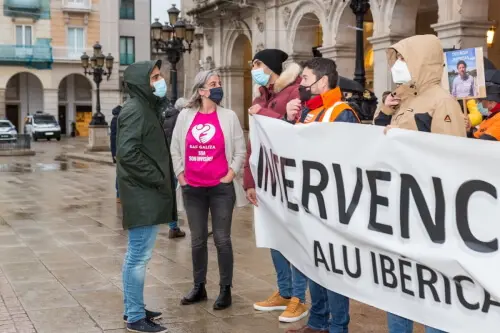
374, 35, 466, 137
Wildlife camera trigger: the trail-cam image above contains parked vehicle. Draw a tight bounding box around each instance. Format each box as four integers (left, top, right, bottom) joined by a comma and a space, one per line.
0, 119, 17, 142
24, 111, 61, 141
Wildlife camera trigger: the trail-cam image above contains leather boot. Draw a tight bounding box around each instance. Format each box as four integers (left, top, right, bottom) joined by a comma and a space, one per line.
181, 283, 207, 305
213, 285, 232, 310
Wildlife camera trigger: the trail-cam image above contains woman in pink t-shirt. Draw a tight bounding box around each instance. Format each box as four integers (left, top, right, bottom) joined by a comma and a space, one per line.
170, 70, 247, 311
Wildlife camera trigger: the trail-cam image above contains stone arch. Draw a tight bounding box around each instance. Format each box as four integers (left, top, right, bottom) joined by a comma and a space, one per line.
4, 72, 44, 132
368, 0, 383, 33
288, 0, 327, 56
57, 73, 93, 136
1, 70, 44, 90
329, 0, 356, 46
456, 0, 489, 21
380, 0, 442, 36
384, 0, 421, 36
225, 33, 252, 130
222, 21, 252, 68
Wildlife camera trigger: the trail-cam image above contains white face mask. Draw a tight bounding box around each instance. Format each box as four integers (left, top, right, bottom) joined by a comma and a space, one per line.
391, 59, 412, 84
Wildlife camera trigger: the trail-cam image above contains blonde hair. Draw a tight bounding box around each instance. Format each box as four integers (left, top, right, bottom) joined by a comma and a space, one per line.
186, 69, 221, 109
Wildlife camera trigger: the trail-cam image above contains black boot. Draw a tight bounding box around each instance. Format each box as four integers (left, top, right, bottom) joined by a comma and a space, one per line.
181, 283, 207, 305
213, 285, 232, 310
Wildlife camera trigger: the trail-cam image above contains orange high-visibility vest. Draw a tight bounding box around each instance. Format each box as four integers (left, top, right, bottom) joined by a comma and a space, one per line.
302, 101, 358, 123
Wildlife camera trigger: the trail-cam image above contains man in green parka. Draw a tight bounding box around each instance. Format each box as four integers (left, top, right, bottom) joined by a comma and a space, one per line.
117, 60, 176, 333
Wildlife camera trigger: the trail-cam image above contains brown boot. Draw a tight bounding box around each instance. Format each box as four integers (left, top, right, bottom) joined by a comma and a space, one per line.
168, 227, 186, 239
285, 326, 328, 333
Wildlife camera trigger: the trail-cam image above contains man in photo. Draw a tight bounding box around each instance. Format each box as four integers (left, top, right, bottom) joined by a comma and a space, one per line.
452, 60, 477, 98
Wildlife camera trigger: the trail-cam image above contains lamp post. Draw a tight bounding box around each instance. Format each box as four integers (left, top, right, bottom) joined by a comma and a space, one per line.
344, 0, 370, 89
151, 4, 196, 102
80, 42, 114, 126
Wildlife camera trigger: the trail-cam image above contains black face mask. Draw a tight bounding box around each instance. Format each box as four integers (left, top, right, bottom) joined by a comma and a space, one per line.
207, 87, 224, 104
298, 77, 322, 102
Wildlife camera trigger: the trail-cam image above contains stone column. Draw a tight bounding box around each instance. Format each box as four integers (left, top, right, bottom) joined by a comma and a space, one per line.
318, 45, 356, 79
220, 67, 246, 127
285, 52, 312, 66
432, 20, 491, 54
0, 89, 5, 118
368, 34, 408, 99
43, 89, 58, 117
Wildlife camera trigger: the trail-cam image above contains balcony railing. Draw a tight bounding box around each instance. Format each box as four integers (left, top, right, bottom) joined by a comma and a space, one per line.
61, 0, 91, 13
52, 47, 93, 62
0, 44, 52, 68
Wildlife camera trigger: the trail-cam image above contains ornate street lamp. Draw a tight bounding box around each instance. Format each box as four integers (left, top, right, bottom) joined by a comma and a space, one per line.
151, 4, 196, 102
80, 42, 114, 126
344, 0, 370, 89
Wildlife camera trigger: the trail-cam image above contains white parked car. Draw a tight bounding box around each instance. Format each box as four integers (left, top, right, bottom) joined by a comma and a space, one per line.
0, 119, 17, 142
24, 112, 61, 142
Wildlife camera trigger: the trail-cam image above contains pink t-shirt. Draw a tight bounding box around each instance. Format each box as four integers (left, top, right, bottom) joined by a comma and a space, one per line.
185, 111, 228, 187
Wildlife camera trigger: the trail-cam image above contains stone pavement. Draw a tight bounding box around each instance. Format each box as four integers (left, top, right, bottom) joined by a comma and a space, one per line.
0, 138, 421, 333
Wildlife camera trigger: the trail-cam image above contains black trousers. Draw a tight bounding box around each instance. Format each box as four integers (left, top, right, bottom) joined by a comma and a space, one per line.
182, 183, 236, 286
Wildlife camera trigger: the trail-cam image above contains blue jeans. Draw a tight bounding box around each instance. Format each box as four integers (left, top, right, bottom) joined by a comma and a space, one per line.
307, 279, 350, 333
115, 177, 119, 198
270, 249, 308, 303
387, 313, 446, 333
123, 225, 159, 323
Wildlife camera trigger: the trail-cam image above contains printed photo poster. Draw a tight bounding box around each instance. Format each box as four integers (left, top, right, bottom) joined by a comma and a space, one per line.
444, 48, 486, 99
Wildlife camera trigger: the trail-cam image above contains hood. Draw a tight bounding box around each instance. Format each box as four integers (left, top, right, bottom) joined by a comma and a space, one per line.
112, 105, 122, 116
388, 35, 444, 92
123, 60, 162, 106
254, 62, 302, 97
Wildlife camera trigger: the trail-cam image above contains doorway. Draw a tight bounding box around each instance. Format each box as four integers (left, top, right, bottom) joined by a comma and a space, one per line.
75, 105, 92, 137
6, 105, 19, 131
58, 105, 67, 135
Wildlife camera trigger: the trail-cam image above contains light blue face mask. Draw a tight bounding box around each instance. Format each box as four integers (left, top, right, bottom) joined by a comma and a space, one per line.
153, 78, 167, 98
477, 101, 489, 116
251, 68, 271, 86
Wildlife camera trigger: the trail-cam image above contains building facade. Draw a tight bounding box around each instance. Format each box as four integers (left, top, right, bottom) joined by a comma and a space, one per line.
0, 0, 151, 136
182, 0, 500, 128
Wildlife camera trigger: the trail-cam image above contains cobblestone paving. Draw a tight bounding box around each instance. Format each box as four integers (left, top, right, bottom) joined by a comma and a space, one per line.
0, 139, 424, 333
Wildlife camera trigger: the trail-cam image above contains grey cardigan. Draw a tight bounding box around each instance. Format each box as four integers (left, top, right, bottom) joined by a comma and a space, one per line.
170, 105, 248, 209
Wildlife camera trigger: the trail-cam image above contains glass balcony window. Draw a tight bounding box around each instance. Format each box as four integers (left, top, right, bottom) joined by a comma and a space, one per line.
4, 0, 50, 20
119, 53, 135, 65
5, 0, 41, 10
119, 0, 134, 20
119, 36, 135, 65
0, 42, 53, 69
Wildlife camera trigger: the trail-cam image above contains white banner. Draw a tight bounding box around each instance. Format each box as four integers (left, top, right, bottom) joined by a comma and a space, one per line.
249, 115, 500, 333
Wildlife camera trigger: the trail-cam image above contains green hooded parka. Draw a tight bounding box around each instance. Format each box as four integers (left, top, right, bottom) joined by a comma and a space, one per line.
116, 60, 178, 230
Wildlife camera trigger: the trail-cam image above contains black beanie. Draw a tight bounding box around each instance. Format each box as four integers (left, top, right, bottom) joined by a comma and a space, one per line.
252, 49, 289, 75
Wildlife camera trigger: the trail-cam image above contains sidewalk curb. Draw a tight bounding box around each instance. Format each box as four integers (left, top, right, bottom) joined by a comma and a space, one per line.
60, 152, 114, 166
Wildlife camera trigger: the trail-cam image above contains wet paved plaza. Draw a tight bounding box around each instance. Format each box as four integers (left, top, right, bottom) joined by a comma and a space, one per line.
0, 138, 416, 333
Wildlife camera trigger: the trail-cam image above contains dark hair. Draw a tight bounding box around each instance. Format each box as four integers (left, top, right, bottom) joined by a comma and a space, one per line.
302, 58, 339, 90
382, 91, 392, 104
457, 60, 467, 69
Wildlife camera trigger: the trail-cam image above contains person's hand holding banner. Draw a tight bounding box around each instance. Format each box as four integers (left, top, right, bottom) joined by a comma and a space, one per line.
246, 188, 258, 206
